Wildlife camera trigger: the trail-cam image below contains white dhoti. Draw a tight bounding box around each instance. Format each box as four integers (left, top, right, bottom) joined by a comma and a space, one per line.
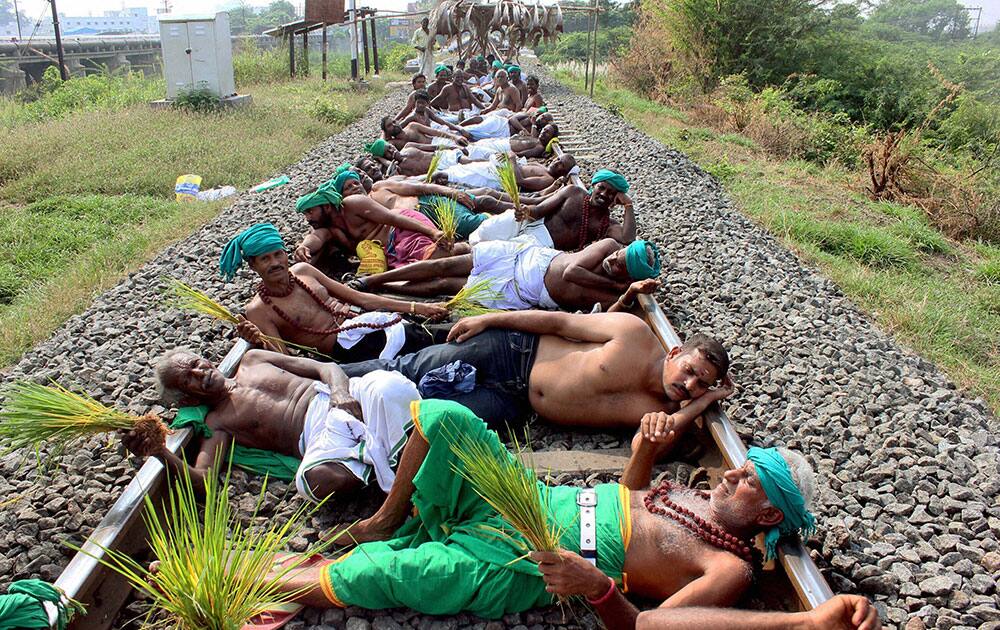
431, 135, 458, 147
464, 114, 510, 140
295, 372, 420, 501
441, 160, 500, 189
336, 311, 406, 360
468, 209, 555, 248
467, 137, 511, 161
467, 241, 561, 310
435, 147, 464, 171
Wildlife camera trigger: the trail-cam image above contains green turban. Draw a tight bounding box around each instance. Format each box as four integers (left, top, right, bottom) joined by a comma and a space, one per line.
332, 169, 361, 194
475, 54, 485, 62
295, 180, 343, 213
434, 63, 449, 76
625, 240, 661, 280
507, 64, 521, 75
747, 447, 816, 561
537, 105, 548, 113
0, 580, 78, 629
590, 169, 630, 194
365, 139, 388, 157
219, 223, 285, 281
491, 60, 503, 69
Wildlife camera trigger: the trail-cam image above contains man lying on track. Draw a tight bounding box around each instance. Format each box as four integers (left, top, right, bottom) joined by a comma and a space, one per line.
364, 178, 492, 240
292, 169, 467, 272
439, 151, 576, 193
122, 349, 419, 502
381, 116, 469, 151
469, 167, 636, 250
349, 238, 663, 313
219, 223, 449, 362
253, 398, 832, 630
339, 310, 732, 431
397, 89, 472, 139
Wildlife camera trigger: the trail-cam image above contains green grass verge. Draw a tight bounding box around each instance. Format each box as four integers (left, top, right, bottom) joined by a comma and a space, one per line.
0, 74, 396, 366
556, 70, 1000, 413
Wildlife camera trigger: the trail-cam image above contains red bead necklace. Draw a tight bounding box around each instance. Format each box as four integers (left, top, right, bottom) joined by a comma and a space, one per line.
643, 480, 754, 564
258, 272, 402, 336
578, 195, 611, 251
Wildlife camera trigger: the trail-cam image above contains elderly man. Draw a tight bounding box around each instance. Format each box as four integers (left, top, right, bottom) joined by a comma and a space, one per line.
292, 169, 464, 273
350, 238, 663, 314
470, 168, 635, 250
249, 396, 830, 629
338, 309, 732, 431
218, 223, 448, 362
121, 349, 421, 502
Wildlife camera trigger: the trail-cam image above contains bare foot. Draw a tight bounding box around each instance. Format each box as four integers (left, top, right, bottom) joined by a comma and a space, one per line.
321, 517, 398, 547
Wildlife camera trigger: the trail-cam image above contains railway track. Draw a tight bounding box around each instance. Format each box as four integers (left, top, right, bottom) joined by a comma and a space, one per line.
48, 98, 833, 629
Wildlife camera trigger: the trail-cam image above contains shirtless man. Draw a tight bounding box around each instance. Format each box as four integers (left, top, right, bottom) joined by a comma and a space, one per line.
351, 238, 663, 315
427, 64, 450, 100
440, 151, 576, 193
339, 310, 730, 430
381, 116, 468, 151
522, 75, 544, 112
218, 223, 448, 363
254, 393, 830, 630
121, 349, 423, 502
479, 69, 522, 114
470, 167, 635, 250
294, 169, 467, 270
508, 65, 528, 106
365, 178, 491, 239
431, 70, 486, 112
394, 73, 427, 121
398, 90, 471, 138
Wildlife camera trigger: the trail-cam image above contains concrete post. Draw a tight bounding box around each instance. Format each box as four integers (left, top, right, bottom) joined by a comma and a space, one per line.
66, 58, 85, 78
0, 63, 27, 95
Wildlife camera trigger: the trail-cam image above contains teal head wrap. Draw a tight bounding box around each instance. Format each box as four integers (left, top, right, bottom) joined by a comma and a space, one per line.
625, 240, 661, 280
746, 447, 816, 561
537, 105, 548, 113
365, 138, 388, 157
491, 60, 503, 69
0, 580, 79, 629
590, 169, 630, 194
475, 54, 485, 62
435, 63, 449, 76
332, 169, 361, 194
507, 64, 521, 76
219, 223, 285, 281
295, 179, 343, 213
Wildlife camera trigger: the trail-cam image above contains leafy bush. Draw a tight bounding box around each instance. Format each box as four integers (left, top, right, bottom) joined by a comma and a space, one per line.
233, 40, 289, 86
307, 94, 355, 124
537, 27, 631, 64
1, 66, 162, 129
173, 84, 221, 113
382, 43, 414, 73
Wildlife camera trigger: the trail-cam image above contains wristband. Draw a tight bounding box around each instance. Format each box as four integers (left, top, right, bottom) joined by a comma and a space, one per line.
586, 577, 616, 605
410, 301, 416, 314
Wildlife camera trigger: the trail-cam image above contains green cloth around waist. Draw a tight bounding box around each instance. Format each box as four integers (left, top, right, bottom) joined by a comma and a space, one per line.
417, 195, 487, 239
0, 580, 77, 630
323, 399, 628, 618
171, 406, 301, 482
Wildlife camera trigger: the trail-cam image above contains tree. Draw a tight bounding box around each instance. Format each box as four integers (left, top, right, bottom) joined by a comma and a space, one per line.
868, 0, 972, 40
0, 0, 16, 26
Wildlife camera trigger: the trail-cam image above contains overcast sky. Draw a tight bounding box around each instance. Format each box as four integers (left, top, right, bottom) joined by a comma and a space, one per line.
14, 0, 1000, 29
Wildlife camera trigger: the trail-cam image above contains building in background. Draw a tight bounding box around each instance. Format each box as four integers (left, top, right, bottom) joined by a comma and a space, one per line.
387, 2, 419, 43
60, 7, 158, 36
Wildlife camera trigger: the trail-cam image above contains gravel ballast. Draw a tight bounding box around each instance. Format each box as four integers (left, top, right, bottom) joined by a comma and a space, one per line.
2, 66, 998, 630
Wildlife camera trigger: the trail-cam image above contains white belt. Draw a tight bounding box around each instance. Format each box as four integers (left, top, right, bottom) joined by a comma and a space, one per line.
577, 488, 598, 565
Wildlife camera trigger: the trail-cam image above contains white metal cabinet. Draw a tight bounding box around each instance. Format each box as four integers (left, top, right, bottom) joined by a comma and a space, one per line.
159, 12, 236, 99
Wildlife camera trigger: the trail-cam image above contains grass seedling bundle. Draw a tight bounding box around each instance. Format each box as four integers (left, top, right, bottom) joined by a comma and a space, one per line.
445, 278, 504, 317
495, 154, 527, 231
70, 453, 337, 630
430, 196, 460, 242
0, 381, 166, 463
425, 150, 444, 183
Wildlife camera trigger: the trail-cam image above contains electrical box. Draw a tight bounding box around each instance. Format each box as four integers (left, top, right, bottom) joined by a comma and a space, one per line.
159, 12, 236, 99
305, 0, 347, 24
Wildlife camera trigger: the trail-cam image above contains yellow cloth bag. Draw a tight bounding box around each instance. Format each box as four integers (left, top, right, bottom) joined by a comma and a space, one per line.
356, 240, 387, 275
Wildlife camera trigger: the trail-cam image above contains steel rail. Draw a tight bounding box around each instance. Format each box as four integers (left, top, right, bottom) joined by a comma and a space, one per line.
51, 340, 251, 629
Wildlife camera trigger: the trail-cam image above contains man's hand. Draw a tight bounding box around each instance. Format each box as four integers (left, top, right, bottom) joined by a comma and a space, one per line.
807, 594, 881, 630
329, 395, 363, 420
614, 192, 633, 209
514, 203, 530, 223
432, 229, 454, 252
415, 302, 449, 321
119, 427, 167, 459
236, 315, 281, 352
530, 549, 610, 599
453, 191, 475, 208
454, 135, 469, 146
627, 279, 660, 297
709, 375, 736, 402
446, 314, 494, 343
458, 129, 474, 140
293, 244, 312, 263
637, 411, 684, 444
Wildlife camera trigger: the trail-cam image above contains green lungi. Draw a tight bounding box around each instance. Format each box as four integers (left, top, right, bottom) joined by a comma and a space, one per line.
320, 399, 632, 618
417, 195, 488, 239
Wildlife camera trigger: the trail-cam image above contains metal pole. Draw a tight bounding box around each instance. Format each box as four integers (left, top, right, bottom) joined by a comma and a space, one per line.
361, 14, 370, 76
589, 1, 599, 97
349, 0, 358, 80
322, 24, 328, 80
302, 30, 309, 76
13, 0, 22, 39
49, 0, 68, 80
582, 7, 593, 90
371, 15, 380, 76
288, 34, 296, 77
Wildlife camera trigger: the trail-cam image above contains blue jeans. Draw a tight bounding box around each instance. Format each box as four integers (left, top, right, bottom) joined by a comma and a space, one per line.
340, 329, 539, 431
